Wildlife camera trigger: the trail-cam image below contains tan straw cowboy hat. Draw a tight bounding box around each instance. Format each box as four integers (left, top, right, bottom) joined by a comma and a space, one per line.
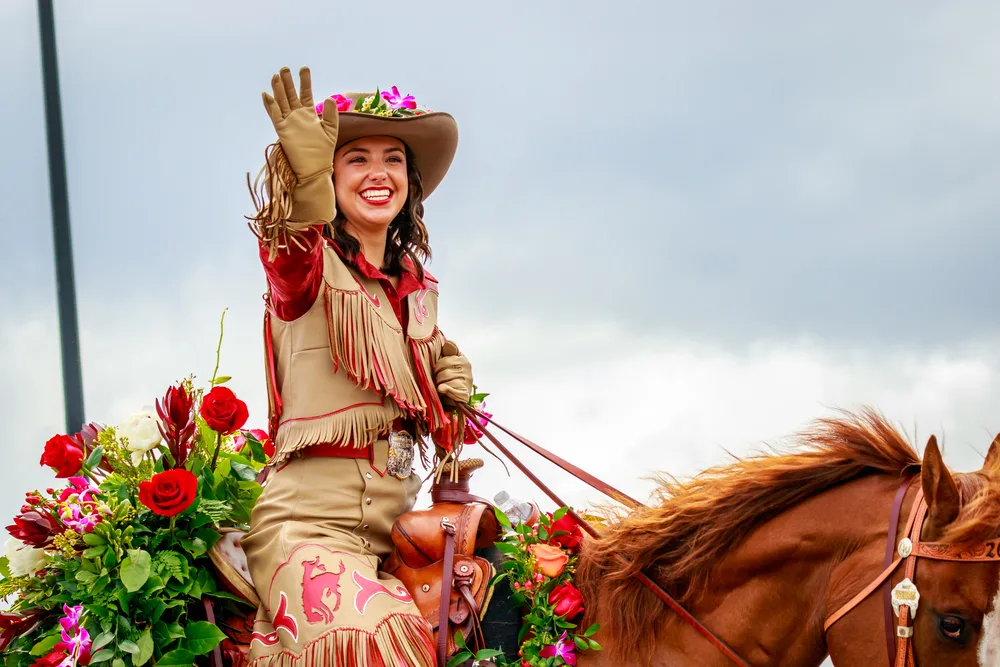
317, 87, 458, 198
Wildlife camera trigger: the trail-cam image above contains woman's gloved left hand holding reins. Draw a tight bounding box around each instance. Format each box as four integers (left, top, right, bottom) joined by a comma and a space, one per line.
435, 341, 473, 406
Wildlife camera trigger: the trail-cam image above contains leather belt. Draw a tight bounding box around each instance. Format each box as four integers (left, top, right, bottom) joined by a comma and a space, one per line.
295, 428, 416, 480
298, 443, 372, 459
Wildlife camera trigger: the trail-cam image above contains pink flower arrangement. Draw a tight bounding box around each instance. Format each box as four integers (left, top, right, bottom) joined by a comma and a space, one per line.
314, 86, 428, 119
0, 327, 269, 666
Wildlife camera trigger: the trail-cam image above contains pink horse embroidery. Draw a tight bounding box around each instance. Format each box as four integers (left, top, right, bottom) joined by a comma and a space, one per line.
301, 557, 347, 624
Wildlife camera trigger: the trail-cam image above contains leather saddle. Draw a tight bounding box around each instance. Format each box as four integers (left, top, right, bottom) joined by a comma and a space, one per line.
382, 458, 502, 663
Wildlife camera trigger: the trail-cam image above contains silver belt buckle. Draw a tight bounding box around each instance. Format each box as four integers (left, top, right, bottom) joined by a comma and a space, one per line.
386, 431, 415, 480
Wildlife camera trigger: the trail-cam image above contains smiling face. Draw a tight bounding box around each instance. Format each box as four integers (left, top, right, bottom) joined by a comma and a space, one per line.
333, 135, 409, 234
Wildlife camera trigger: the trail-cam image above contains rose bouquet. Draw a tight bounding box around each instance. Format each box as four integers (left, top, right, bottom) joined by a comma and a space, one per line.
0, 365, 269, 667
486, 508, 601, 667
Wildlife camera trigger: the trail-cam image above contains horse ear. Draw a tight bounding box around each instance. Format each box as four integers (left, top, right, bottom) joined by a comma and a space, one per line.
983, 433, 1000, 472
921, 435, 961, 541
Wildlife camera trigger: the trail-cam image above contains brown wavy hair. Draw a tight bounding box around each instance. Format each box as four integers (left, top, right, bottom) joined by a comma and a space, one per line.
326, 144, 431, 281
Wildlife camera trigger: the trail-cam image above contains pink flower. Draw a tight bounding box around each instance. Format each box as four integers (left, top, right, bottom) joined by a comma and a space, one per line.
55, 626, 90, 667
316, 94, 354, 115
59, 498, 103, 533
464, 407, 492, 444
58, 606, 82, 635
381, 86, 416, 110
540, 631, 577, 666
59, 504, 82, 524
58, 478, 99, 504
71, 514, 101, 533
54, 606, 90, 667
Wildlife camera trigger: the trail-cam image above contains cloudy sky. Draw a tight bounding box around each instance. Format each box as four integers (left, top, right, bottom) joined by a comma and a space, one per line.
2, 0, 999, 556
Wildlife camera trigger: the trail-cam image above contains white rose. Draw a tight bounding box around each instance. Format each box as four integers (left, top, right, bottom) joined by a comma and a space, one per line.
116, 412, 162, 465
4, 537, 46, 578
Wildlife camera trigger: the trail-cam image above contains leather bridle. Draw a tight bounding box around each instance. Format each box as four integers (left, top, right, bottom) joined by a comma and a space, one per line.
824, 477, 1000, 667
461, 406, 1000, 667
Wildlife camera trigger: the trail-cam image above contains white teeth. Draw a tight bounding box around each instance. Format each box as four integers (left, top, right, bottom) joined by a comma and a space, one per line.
362, 189, 391, 201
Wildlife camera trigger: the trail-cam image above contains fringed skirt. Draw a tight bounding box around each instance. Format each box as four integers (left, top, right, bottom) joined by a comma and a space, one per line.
241, 442, 434, 666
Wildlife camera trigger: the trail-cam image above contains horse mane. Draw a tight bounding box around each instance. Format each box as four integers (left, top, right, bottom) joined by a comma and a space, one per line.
575, 407, 1000, 664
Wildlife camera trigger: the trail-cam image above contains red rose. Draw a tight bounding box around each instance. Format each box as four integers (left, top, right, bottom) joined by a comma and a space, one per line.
548, 513, 584, 552
548, 582, 585, 620
6, 510, 61, 548
138, 469, 198, 517
199, 387, 249, 435
39, 435, 84, 478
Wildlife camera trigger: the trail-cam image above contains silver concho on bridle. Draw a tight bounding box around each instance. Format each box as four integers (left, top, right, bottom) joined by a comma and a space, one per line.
386, 431, 415, 480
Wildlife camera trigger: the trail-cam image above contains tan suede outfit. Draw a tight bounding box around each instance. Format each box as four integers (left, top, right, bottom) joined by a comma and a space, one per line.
241, 244, 453, 666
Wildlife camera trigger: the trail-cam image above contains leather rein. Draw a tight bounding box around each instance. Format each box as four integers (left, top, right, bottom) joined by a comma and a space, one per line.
460, 406, 1000, 667
824, 477, 1000, 667
458, 404, 752, 667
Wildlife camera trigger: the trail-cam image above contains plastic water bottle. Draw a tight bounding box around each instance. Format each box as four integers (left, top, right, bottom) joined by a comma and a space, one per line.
494, 491, 533, 526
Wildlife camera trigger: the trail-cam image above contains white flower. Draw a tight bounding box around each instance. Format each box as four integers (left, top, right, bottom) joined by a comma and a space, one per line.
4, 537, 46, 578
116, 412, 162, 465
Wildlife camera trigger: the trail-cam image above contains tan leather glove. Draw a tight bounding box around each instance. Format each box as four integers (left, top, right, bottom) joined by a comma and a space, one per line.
434, 341, 473, 406
261, 66, 338, 223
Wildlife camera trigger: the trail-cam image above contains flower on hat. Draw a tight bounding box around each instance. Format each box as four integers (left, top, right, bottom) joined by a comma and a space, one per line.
381, 85, 416, 111
315, 94, 354, 116
315, 87, 428, 119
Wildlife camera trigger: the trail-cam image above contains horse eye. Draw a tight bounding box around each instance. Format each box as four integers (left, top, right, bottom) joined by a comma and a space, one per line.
937, 616, 966, 642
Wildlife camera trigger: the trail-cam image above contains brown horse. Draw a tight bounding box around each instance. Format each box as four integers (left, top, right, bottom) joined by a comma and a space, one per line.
575, 409, 1000, 666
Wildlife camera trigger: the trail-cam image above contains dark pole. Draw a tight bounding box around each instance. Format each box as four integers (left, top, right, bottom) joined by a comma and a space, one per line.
37, 0, 85, 434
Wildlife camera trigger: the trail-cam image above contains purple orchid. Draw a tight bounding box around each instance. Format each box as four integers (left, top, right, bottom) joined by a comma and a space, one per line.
540, 631, 578, 666
56, 626, 90, 667
58, 477, 99, 504
54, 606, 90, 667
71, 513, 101, 533
59, 605, 83, 631
381, 86, 416, 110
59, 504, 82, 524
59, 503, 101, 533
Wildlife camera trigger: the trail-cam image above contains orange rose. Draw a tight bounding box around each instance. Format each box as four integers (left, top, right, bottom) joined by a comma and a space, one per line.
530, 543, 569, 578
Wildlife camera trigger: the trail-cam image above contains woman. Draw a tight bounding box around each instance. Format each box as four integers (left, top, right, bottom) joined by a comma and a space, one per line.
240, 66, 473, 667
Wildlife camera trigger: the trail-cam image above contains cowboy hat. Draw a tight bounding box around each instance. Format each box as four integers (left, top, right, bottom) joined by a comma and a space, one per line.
318, 88, 458, 199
